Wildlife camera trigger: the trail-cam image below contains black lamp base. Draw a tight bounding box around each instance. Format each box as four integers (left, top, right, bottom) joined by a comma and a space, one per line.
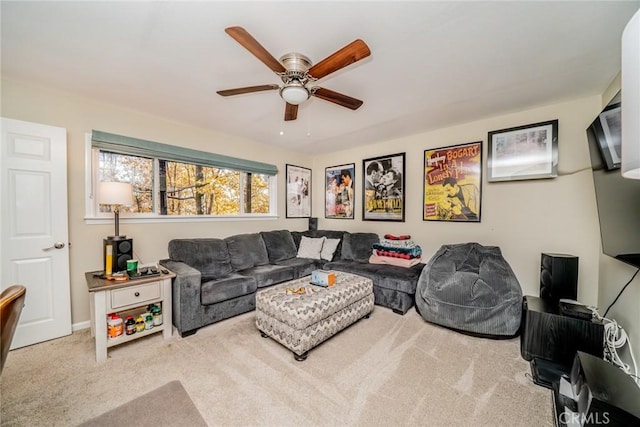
106, 235, 127, 241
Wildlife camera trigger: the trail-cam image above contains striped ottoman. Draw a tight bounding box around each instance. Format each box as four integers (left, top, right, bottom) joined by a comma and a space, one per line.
255, 272, 374, 361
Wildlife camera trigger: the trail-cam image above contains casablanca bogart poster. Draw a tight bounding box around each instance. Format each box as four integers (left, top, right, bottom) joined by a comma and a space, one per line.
423, 141, 482, 222
363, 153, 405, 221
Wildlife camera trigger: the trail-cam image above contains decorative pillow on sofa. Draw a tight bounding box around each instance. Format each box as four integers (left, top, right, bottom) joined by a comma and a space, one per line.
292, 230, 346, 260
260, 230, 298, 263
321, 238, 341, 261
341, 232, 379, 262
297, 236, 325, 260
224, 233, 270, 270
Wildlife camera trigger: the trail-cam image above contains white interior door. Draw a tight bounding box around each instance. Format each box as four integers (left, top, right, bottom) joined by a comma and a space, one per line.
1, 117, 71, 349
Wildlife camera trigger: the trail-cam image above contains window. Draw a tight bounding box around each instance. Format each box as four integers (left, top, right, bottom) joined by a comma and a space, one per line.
87, 131, 278, 220
99, 151, 153, 213
159, 160, 270, 215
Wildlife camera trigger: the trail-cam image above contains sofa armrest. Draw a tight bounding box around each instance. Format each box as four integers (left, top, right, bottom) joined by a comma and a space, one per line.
159, 259, 202, 333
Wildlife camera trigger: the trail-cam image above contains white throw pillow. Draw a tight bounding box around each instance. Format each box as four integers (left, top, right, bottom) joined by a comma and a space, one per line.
297, 236, 325, 259
321, 238, 341, 261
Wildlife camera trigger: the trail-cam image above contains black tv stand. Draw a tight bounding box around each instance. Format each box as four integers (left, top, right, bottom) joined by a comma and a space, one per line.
520, 296, 604, 386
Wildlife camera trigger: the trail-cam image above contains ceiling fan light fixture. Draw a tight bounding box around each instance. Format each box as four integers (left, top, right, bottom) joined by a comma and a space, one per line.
219, 27, 370, 120
280, 83, 309, 105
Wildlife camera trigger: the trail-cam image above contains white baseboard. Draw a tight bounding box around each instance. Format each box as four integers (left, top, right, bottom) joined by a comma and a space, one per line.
72, 321, 91, 331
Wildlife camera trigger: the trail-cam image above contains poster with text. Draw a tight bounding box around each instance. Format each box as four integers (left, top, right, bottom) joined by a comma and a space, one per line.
423, 141, 482, 222
363, 153, 405, 221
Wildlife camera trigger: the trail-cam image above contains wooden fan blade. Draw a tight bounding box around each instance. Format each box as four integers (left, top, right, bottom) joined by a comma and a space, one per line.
285, 103, 298, 121
308, 39, 371, 80
217, 84, 279, 97
312, 87, 363, 110
225, 26, 286, 73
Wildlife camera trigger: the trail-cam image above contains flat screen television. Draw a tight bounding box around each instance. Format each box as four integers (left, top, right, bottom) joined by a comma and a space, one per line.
587, 92, 640, 268
591, 102, 622, 170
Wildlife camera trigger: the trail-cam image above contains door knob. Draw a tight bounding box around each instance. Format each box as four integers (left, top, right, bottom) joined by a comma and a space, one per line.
42, 242, 65, 251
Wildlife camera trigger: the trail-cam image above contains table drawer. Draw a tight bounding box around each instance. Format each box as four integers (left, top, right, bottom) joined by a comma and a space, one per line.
111, 282, 161, 309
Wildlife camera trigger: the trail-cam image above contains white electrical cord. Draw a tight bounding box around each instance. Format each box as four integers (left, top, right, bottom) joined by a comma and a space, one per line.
590, 307, 640, 387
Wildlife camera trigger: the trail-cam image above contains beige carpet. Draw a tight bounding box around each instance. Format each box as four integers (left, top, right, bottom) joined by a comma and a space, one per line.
0, 308, 553, 426
78, 380, 206, 427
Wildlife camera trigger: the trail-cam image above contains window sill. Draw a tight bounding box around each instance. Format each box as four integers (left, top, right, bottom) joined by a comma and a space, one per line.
85, 215, 279, 225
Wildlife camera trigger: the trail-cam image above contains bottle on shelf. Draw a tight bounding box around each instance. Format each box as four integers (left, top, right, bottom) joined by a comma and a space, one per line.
144, 312, 154, 330
124, 315, 135, 335
135, 315, 145, 333
107, 313, 123, 339
150, 304, 163, 326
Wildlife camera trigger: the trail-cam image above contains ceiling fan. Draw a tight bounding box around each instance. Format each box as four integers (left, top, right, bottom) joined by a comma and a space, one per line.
217, 26, 371, 121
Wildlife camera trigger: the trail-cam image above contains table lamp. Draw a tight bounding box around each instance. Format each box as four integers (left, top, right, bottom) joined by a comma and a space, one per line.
98, 181, 133, 239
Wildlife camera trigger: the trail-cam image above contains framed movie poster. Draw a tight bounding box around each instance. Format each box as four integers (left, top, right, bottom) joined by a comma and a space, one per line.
487, 120, 558, 182
423, 141, 482, 222
363, 152, 405, 221
325, 163, 355, 219
286, 164, 311, 218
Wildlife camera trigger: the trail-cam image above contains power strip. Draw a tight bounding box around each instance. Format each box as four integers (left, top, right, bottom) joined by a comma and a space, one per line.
589, 307, 640, 387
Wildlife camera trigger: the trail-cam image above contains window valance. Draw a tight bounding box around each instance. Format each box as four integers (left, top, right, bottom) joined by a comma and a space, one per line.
91, 130, 278, 176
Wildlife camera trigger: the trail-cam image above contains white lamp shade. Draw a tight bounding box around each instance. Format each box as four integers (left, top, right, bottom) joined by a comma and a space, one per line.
281, 85, 309, 105
622, 9, 640, 179
98, 182, 133, 206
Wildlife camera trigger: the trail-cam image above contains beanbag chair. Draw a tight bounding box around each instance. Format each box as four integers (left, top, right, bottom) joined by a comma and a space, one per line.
415, 242, 522, 337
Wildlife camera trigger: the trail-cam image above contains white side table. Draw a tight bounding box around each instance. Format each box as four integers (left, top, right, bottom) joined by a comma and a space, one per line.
85, 270, 175, 362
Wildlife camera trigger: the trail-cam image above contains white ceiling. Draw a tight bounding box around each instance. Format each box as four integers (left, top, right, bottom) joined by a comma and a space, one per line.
2, 1, 639, 154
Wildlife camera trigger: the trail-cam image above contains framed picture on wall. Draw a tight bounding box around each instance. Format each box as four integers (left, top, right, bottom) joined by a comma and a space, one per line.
487, 119, 558, 182
325, 163, 355, 219
362, 153, 405, 221
423, 141, 482, 222
286, 164, 311, 218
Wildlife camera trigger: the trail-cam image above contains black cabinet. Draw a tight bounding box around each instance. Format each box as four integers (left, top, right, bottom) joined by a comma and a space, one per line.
520, 296, 604, 368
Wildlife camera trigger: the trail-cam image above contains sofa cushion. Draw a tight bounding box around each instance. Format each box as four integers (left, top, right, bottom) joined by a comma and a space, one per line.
260, 230, 297, 263
297, 236, 325, 259
290, 231, 304, 249
306, 229, 346, 241
292, 230, 346, 261
237, 264, 294, 288
341, 232, 379, 262
225, 233, 270, 271
325, 260, 425, 294
201, 273, 258, 306
321, 238, 341, 261
168, 238, 233, 279
275, 257, 325, 278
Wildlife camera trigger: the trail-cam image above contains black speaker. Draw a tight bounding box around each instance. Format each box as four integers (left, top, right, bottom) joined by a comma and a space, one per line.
564, 351, 640, 426
104, 238, 133, 273
540, 253, 578, 303
308, 217, 318, 231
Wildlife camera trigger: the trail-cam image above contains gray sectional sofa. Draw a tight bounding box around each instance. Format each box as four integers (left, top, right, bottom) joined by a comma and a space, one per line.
160, 229, 425, 337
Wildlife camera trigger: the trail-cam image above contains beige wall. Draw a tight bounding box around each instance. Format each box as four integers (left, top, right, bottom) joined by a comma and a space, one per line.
311, 88, 639, 359
313, 96, 604, 303
2, 77, 638, 359
1, 78, 312, 326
